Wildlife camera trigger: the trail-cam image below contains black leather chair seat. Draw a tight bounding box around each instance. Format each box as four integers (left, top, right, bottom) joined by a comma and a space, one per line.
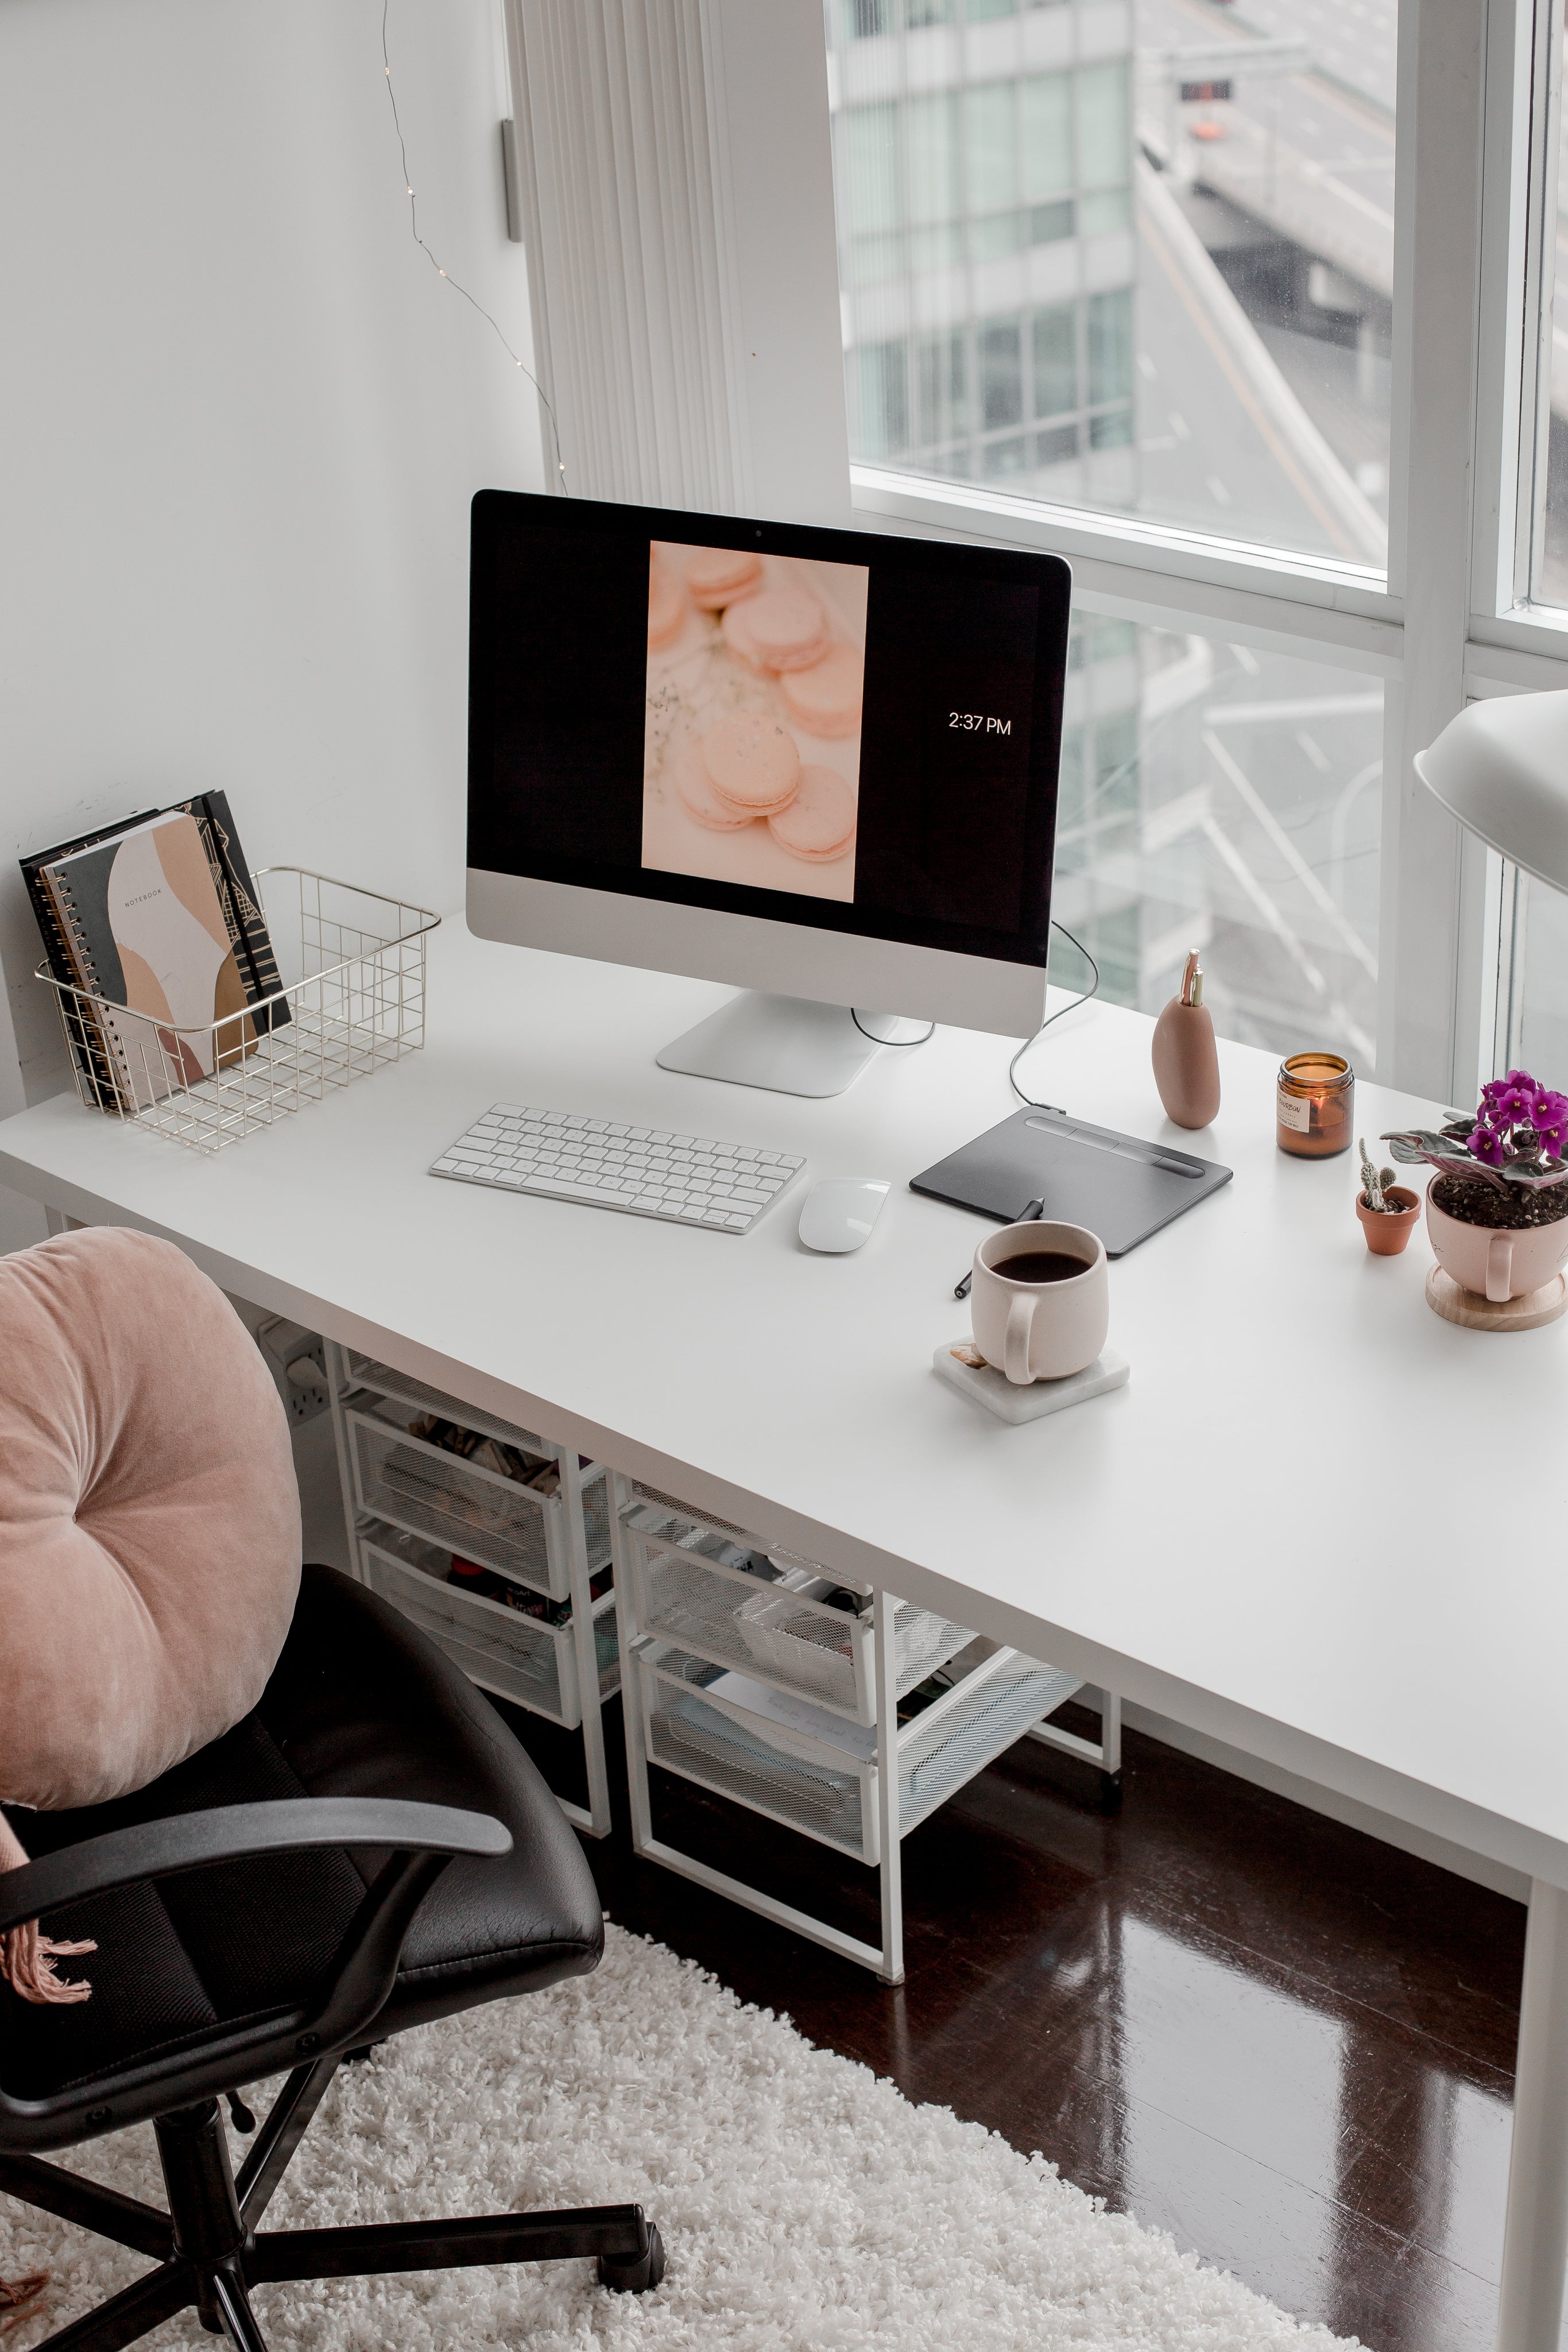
0, 1568, 604, 2111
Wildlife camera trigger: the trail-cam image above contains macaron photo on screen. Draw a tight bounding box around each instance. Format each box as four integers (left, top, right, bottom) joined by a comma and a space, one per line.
645, 543, 868, 906
468, 493, 1067, 966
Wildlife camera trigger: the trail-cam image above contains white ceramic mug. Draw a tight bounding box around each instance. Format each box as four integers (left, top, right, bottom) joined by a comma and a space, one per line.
969, 1219, 1109, 1384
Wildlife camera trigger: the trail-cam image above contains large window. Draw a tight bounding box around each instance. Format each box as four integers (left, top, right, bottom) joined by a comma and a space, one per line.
1489, 864, 1568, 1092
827, 0, 1393, 566
814, 0, 1568, 1105
1055, 617, 1380, 1063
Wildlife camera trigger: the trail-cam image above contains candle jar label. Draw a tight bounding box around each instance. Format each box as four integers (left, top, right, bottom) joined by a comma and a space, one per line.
1277, 1089, 1312, 1133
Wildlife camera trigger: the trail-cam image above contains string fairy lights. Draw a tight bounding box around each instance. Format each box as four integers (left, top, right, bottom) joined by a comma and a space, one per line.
381, 1, 568, 491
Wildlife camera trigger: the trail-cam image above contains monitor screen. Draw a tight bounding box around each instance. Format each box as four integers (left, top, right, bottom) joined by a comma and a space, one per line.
467, 491, 1070, 971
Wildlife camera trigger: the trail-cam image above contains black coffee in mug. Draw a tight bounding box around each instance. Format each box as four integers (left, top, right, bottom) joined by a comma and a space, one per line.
990, 1249, 1091, 1285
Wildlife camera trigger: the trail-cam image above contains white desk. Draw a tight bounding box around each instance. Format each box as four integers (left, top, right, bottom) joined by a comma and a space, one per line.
1, 919, 1565, 2352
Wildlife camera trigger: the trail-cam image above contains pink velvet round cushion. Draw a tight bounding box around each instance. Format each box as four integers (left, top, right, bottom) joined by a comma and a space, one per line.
0, 1228, 301, 1812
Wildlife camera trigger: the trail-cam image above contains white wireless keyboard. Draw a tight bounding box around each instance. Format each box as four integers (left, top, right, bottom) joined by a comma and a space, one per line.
429, 1104, 806, 1234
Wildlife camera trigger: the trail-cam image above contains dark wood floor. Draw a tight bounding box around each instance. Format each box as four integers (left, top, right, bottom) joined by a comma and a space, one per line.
505, 1693, 1525, 2352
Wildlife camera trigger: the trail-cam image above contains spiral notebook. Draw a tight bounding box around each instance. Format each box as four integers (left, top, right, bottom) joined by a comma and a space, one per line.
41, 813, 261, 1108
21, 809, 160, 1104
25, 792, 288, 1107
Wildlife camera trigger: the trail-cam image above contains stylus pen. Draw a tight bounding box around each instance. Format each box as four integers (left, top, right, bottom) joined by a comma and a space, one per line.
954, 1198, 1045, 1300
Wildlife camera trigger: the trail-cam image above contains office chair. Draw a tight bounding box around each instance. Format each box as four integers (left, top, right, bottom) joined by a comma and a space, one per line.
0, 1565, 665, 2352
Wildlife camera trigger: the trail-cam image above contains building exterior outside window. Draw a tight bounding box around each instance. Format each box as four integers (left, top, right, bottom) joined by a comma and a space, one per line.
831, 6, 1141, 510
824, 0, 1390, 1067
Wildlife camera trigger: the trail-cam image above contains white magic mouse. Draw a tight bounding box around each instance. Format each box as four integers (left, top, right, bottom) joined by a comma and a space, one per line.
798, 1178, 891, 1254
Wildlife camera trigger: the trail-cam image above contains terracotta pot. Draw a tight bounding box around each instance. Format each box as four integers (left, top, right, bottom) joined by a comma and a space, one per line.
1424, 1181, 1568, 1301
1356, 1184, 1419, 1255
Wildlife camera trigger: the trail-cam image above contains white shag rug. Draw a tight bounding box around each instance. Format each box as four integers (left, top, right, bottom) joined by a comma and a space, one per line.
0, 1922, 1360, 2352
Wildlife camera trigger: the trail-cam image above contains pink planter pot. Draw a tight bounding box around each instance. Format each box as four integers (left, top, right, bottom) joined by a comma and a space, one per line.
1425, 1182, 1568, 1302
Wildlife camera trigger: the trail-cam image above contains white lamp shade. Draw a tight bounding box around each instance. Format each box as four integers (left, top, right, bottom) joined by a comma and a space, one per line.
1414, 690, 1568, 893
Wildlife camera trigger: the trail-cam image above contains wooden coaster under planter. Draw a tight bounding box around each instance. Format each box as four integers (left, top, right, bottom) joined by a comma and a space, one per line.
1424, 1264, 1568, 1331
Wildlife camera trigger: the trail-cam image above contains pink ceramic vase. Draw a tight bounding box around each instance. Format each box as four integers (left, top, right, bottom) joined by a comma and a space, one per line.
1425, 1182, 1568, 1302
1151, 950, 1221, 1130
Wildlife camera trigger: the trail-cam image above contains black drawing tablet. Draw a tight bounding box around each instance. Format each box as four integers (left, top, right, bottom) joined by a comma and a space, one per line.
910, 1106, 1232, 1257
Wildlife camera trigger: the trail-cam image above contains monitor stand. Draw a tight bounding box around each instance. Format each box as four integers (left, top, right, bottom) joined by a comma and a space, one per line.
655, 992, 927, 1098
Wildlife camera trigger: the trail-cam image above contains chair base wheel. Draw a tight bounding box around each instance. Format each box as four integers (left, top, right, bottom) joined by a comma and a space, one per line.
597, 2222, 665, 2292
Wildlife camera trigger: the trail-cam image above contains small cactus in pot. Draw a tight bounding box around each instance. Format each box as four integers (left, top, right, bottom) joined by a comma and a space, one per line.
1355, 1137, 1420, 1255
1358, 1140, 1399, 1212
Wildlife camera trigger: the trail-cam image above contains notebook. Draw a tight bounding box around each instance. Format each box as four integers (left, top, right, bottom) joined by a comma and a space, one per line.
42, 813, 260, 1106
21, 810, 160, 1102
25, 793, 288, 1106
175, 790, 289, 1035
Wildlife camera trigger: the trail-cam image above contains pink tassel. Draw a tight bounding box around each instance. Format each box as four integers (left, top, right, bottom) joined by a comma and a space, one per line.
1, 1812, 94, 2007
0, 1821, 95, 2328
1, 1922, 96, 2006
0, 2273, 48, 2336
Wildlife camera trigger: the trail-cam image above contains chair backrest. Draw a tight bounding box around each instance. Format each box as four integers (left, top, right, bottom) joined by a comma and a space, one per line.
0, 1227, 301, 1813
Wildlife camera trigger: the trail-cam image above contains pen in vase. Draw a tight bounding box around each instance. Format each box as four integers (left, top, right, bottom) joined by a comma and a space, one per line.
954, 1197, 1046, 1301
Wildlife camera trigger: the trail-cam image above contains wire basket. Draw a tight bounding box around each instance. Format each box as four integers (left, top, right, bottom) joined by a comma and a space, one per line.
36, 868, 439, 1155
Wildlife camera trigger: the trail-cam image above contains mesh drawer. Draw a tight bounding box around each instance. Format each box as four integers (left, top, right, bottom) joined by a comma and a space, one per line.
345, 1352, 549, 1451
362, 1535, 571, 1713
637, 1544, 864, 1712
625, 1485, 752, 1542
644, 1674, 869, 1860
579, 1473, 613, 1575
630, 1527, 973, 1718
351, 1410, 564, 1596
360, 1525, 616, 1727
898, 1655, 1081, 1831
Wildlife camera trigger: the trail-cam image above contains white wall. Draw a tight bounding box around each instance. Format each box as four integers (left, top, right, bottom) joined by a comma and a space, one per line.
0, 0, 543, 1241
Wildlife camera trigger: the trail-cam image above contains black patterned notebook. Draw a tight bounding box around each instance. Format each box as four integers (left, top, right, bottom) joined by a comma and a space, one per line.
173, 790, 291, 1035
20, 810, 160, 1101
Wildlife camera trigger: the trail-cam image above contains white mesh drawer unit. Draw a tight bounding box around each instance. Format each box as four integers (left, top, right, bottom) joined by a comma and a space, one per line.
429, 1102, 806, 1233
325, 1342, 621, 1838
611, 1479, 1122, 1982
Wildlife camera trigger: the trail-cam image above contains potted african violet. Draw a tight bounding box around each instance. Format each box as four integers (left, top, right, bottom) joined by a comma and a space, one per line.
1383, 1070, 1568, 1302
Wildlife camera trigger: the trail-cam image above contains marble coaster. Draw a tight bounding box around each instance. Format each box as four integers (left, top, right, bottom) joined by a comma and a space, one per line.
932, 1341, 1130, 1423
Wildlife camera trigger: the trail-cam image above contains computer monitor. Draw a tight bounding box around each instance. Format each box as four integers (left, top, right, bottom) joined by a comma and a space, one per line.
467, 490, 1071, 1096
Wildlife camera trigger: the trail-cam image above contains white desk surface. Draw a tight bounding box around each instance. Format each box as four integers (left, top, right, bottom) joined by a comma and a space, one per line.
2, 922, 1563, 1889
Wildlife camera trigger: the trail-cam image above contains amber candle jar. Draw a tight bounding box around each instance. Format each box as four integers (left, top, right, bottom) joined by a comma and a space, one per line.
1277, 1052, 1354, 1158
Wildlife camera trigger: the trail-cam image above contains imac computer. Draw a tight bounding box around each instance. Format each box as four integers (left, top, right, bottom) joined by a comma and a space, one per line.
467, 490, 1071, 1097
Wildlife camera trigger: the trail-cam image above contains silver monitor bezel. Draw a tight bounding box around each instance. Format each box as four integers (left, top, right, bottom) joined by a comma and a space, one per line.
466, 871, 1048, 1036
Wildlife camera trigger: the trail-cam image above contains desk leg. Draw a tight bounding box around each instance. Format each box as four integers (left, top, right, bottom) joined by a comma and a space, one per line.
323, 1343, 366, 1586
1026, 1684, 1124, 1813
874, 1588, 904, 1987
560, 1452, 612, 1840
44, 1209, 84, 1236
1496, 1879, 1568, 2352
609, 1477, 656, 1857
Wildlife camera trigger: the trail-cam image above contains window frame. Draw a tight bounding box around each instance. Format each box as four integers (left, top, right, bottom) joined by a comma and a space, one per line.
806, 0, 1568, 1101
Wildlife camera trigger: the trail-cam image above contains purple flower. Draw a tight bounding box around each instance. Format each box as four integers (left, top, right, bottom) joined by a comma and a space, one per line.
1534, 1088, 1568, 1159
1489, 1070, 1544, 1126
1468, 1122, 1507, 1166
